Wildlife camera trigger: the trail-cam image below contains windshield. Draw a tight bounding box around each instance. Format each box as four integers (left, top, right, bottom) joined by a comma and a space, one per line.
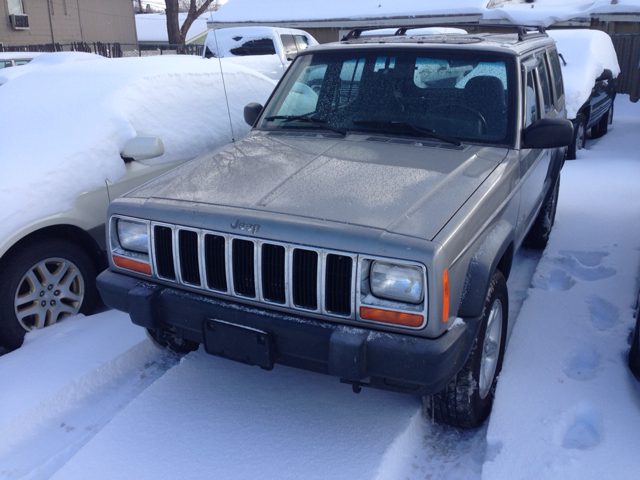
258, 50, 514, 145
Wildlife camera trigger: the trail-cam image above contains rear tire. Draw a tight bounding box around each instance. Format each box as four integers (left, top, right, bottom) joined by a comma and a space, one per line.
423, 270, 508, 429
591, 106, 610, 138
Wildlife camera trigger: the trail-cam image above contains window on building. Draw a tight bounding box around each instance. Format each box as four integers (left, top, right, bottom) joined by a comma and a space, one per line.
8, 0, 25, 15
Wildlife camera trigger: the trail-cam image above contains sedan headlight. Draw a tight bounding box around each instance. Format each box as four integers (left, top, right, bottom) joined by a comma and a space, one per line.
370, 261, 424, 304
117, 219, 149, 254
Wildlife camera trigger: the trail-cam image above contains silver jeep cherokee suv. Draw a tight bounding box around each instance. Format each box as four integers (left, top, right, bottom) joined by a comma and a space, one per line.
97, 25, 572, 428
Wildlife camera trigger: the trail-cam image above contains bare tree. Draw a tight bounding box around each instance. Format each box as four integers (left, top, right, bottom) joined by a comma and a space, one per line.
166, 0, 217, 44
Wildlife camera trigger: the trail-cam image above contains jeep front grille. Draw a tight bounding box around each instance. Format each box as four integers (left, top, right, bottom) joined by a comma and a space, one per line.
150, 223, 357, 319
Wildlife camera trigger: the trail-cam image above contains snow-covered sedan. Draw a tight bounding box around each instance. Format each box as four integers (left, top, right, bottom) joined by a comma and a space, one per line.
0, 55, 275, 351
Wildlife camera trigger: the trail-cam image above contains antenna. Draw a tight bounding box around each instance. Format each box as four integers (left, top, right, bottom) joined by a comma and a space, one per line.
213, 29, 236, 143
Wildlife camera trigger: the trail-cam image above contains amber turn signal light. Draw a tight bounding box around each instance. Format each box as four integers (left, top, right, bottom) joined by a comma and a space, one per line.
360, 306, 423, 327
442, 269, 450, 323
113, 255, 151, 275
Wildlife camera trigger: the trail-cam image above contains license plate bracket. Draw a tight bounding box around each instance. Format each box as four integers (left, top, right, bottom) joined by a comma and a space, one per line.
203, 319, 274, 370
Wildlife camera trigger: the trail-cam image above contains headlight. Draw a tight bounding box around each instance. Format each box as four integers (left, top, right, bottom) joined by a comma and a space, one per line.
370, 261, 424, 304
117, 219, 149, 253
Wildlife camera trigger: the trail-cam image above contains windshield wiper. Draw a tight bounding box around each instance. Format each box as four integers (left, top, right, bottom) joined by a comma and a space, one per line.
264, 114, 347, 136
351, 120, 461, 146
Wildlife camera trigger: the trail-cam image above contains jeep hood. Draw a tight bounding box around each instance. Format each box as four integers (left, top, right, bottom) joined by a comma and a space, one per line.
127, 132, 505, 240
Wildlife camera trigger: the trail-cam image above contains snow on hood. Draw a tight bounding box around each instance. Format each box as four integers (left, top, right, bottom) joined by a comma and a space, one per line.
127, 133, 502, 240
549, 29, 621, 119
0, 56, 275, 246
0, 52, 103, 85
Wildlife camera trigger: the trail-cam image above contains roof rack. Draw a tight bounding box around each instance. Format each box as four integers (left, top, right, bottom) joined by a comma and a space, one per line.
341, 24, 547, 42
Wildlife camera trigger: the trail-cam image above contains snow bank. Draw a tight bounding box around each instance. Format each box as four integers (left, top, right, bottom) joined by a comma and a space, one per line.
0, 55, 275, 247
548, 29, 620, 119
484, 96, 640, 480
0, 51, 103, 85
0, 311, 149, 447
0, 311, 178, 478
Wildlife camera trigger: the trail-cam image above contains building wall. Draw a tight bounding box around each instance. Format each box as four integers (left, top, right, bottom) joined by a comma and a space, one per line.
0, 0, 137, 47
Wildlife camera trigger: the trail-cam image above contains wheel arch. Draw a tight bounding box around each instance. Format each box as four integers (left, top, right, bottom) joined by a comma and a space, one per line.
457, 221, 514, 318
0, 224, 107, 274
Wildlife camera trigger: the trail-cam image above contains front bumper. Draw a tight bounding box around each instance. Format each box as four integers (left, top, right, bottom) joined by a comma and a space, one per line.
97, 270, 482, 396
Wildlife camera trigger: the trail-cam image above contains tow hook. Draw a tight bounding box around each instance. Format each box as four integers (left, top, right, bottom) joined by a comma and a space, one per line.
341, 379, 369, 394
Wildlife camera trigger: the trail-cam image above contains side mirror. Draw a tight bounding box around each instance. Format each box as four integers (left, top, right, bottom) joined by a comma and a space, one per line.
596, 69, 613, 82
120, 135, 164, 162
522, 118, 573, 149
244, 102, 263, 127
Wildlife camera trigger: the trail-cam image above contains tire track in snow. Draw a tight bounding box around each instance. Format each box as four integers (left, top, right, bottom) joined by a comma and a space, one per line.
0, 314, 179, 480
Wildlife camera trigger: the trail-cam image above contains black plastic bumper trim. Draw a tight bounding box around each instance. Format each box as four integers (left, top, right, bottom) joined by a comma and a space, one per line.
97, 269, 482, 396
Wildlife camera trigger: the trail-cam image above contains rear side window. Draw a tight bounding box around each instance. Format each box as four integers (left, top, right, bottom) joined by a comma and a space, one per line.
280, 34, 298, 60
525, 70, 539, 128
535, 53, 553, 114
548, 49, 564, 101
295, 35, 309, 51
229, 38, 276, 56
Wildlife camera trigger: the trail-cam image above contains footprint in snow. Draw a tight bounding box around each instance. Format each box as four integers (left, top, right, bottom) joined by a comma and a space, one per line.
532, 268, 576, 291
562, 405, 602, 450
587, 296, 619, 330
562, 344, 600, 381
533, 251, 615, 291
558, 250, 609, 267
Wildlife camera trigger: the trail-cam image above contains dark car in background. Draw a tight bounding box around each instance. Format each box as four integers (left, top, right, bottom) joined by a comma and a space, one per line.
566, 68, 616, 160
549, 29, 619, 160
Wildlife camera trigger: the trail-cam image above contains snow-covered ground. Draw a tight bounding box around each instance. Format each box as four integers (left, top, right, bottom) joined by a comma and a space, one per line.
1, 96, 638, 479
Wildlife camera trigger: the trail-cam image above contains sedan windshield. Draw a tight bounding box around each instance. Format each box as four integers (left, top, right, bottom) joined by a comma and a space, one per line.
258, 50, 513, 145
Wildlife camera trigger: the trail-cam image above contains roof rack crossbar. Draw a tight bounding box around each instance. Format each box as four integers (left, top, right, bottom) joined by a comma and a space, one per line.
341, 23, 547, 42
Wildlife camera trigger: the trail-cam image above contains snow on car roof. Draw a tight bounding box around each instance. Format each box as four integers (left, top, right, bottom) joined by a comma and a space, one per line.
548, 29, 621, 119
0, 56, 275, 246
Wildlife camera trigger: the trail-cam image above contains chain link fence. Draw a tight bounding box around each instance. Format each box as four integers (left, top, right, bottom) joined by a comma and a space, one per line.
0, 42, 203, 58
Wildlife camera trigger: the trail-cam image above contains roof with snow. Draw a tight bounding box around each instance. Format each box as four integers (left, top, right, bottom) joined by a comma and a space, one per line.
135, 13, 211, 43
209, 0, 640, 27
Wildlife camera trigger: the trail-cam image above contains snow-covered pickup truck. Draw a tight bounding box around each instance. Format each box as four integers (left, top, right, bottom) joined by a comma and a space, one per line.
202, 26, 318, 80
98, 25, 573, 428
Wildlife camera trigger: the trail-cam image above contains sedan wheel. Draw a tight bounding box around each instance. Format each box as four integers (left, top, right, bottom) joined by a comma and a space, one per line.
0, 238, 99, 351
14, 257, 85, 331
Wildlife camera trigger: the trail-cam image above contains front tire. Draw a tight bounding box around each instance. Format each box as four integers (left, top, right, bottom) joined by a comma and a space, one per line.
0, 239, 99, 351
523, 174, 560, 250
423, 270, 508, 428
